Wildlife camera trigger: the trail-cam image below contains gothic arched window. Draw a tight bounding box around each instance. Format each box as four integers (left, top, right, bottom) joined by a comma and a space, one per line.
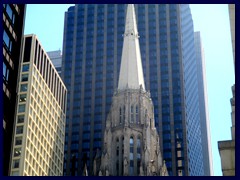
129, 137, 134, 175
121, 136, 124, 175
137, 136, 141, 175
116, 138, 119, 156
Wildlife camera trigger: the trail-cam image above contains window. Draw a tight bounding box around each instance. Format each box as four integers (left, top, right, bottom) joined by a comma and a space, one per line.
129, 137, 134, 176
116, 145, 119, 157
14, 148, 21, 157
16, 126, 23, 134
13, 159, 20, 169
3, 62, 9, 82
137, 137, 141, 175
19, 94, 27, 102
130, 105, 134, 123
17, 115, 24, 123
21, 74, 28, 82
119, 107, 122, 124
3, 30, 12, 53
4, 4, 15, 25
136, 106, 139, 124
20, 84, 28, 92
18, 104, 25, 113
22, 64, 29, 72
15, 137, 22, 145
123, 106, 125, 122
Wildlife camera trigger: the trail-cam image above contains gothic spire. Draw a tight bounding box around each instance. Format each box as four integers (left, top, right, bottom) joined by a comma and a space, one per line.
118, 4, 145, 90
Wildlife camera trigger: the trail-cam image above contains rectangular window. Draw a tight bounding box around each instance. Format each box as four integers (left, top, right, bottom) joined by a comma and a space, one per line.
3, 62, 9, 82
21, 74, 28, 82
17, 115, 24, 123
22, 64, 29, 72
14, 148, 21, 157
20, 84, 28, 92
15, 137, 22, 145
16, 126, 23, 134
5, 4, 15, 25
3, 30, 12, 53
19, 94, 27, 102
18, 104, 25, 113
12, 159, 20, 169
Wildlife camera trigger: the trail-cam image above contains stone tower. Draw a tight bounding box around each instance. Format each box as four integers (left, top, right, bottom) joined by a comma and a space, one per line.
97, 4, 167, 176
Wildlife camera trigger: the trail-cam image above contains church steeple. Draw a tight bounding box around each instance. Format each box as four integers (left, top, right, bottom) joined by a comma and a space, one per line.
118, 4, 145, 90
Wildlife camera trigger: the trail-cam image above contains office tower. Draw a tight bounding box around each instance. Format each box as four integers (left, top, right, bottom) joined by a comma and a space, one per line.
218, 4, 235, 176
3, 4, 26, 175
47, 50, 62, 75
99, 4, 167, 176
62, 4, 207, 176
9, 34, 67, 176
194, 32, 213, 176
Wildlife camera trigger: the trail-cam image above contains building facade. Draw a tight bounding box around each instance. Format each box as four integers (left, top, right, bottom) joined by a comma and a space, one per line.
47, 50, 62, 76
9, 34, 67, 176
218, 4, 235, 176
194, 31, 213, 176
3, 4, 26, 175
62, 4, 208, 176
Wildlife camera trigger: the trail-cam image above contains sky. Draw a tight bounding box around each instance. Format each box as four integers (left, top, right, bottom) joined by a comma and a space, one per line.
24, 4, 235, 176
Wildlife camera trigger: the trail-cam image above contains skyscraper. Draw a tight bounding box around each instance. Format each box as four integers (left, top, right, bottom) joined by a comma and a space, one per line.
62, 4, 208, 176
9, 34, 67, 176
47, 50, 62, 76
3, 4, 26, 175
194, 31, 213, 176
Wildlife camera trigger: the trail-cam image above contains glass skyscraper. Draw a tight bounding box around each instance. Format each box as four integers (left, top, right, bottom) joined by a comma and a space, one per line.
62, 4, 209, 176
3, 4, 26, 175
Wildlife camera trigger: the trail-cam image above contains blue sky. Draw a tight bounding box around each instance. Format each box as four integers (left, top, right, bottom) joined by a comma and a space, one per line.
24, 4, 235, 176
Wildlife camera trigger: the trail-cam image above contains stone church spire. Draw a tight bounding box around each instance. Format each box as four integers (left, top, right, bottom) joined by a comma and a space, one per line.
118, 4, 145, 90
98, 4, 167, 176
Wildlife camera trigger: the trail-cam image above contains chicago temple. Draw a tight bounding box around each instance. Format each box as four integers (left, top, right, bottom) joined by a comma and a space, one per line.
93, 4, 168, 176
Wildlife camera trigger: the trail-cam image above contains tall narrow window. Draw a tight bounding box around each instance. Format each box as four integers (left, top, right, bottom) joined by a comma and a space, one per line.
119, 107, 122, 124
123, 106, 125, 122
3, 62, 9, 82
3, 29, 13, 51
131, 105, 134, 123
121, 136, 124, 176
129, 137, 134, 175
116, 138, 119, 156
136, 106, 139, 124
137, 137, 141, 175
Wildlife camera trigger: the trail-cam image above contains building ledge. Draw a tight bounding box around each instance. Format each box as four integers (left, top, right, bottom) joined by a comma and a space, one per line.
218, 140, 235, 150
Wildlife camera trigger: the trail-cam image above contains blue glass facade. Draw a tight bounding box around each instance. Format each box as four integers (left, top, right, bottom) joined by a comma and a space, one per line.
180, 5, 204, 175
62, 4, 205, 176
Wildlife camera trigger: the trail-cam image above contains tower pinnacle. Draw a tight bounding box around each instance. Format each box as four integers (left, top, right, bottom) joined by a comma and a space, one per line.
118, 4, 145, 90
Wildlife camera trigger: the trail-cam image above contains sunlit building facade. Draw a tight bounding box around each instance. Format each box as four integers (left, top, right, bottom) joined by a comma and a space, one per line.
9, 34, 67, 176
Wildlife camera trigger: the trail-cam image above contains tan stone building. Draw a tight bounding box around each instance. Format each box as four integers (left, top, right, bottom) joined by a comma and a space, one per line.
95, 4, 167, 176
